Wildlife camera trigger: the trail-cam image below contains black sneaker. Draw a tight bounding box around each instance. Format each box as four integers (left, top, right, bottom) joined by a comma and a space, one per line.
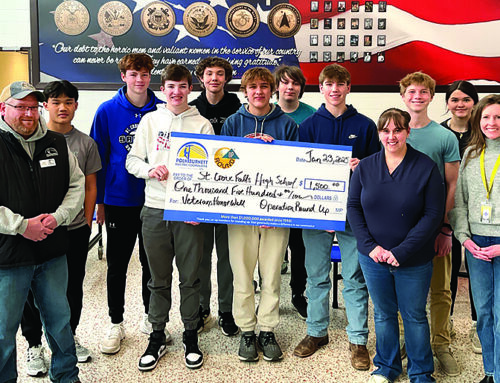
291, 294, 308, 320
258, 331, 283, 362
196, 306, 211, 334
138, 331, 167, 371
183, 329, 203, 369
218, 311, 239, 336
238, 331, 258, 362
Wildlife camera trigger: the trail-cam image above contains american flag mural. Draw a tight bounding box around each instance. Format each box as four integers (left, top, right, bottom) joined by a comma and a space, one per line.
34, 0, 500, 87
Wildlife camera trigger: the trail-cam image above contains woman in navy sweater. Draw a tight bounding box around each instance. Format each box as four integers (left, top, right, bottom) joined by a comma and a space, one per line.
347, 108, 445, 383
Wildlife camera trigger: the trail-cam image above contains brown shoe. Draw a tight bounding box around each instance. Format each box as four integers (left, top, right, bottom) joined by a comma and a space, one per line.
349, 342, 370, 370
293, 334, 329, 358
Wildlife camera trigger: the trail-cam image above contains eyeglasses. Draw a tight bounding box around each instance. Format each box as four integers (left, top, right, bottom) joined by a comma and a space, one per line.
5, 103, 42, 113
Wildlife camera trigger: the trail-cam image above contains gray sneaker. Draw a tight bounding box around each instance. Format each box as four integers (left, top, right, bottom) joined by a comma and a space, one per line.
238, 331, 258, 362
258, 331, 283, 362
74, 336, 91, 363
470, 322, 482, 354
26, 345, 48, 377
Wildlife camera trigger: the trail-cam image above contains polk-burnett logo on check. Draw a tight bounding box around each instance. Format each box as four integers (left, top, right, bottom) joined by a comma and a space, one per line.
175, 142, 209, 168
214, 147, 239, 169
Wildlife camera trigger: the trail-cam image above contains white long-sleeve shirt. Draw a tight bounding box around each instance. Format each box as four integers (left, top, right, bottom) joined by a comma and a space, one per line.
126, 105, 214, 209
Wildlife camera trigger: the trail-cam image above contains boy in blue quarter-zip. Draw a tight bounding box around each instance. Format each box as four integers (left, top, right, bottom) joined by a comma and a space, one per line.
293, 64, 379, 371
90, 53, 164, 355
221, 67, 298, 363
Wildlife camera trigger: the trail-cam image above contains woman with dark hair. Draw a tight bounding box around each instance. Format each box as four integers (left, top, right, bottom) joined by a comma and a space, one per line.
441, 80, 481, 352
442, 80, 479, 154
450, 94, 500, 383
348, 108, 445, 383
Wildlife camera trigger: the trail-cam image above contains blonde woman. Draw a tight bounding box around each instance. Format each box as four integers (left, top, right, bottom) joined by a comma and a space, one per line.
450, 94, 500, 383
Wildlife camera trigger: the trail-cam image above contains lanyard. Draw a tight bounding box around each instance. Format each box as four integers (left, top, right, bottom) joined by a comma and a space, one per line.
480, 147, 500, 200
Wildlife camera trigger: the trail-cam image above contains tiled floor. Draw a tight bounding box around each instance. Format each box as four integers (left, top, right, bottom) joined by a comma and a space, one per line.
16, 231, 485, 383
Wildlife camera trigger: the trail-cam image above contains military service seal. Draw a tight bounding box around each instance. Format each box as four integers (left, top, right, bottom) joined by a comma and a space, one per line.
267, 4, 301, 38
98, 1, 133, 36
141, 1, 176, 37
183, 2, 218, 37
225, 3, 260, 38
54, 0, 90, 36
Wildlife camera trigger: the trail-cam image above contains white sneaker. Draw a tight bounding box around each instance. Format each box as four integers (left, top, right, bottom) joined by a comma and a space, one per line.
26, 345, 48, 377
140, 313, 153, 335
74, 336, 91, 362
368, 374, 391, 383
100, 322, 125, 354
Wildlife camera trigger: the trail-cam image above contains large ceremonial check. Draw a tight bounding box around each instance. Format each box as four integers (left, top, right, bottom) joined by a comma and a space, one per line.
163, 132, 352, 231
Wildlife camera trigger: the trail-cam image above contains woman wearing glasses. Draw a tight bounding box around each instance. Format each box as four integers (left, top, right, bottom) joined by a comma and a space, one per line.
450, 95, 500, 383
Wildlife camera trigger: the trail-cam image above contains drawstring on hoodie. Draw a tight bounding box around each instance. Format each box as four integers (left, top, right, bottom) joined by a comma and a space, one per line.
246, 103, 275, 138
253, 116, 268, 137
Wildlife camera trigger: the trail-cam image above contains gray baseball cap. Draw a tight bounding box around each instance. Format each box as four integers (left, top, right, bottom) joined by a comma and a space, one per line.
0, 81, 45, 103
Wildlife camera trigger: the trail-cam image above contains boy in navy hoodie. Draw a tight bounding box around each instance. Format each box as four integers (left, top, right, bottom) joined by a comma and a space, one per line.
221, 67, 297, 363
90, 53, 163, 355
189, 57, 241, 336
293, 65, 379, 371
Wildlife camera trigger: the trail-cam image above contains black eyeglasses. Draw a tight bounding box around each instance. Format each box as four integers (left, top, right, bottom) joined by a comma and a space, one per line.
5, 103, 42, 113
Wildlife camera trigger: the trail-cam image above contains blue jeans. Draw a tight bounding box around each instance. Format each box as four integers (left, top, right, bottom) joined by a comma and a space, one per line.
0, 255, 79, 383
466, 235, 500, 382
303, 222, 369, 344
359, 255, 435, 383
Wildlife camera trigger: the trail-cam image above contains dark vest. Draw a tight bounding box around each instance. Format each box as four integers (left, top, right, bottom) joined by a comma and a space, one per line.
0, 129, 70, 268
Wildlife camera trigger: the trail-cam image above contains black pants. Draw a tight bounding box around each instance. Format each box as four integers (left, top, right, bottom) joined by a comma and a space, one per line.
199, 223, 233, 313
21, 224, 91, 346
104, 205, 151, 323
450, 235, 477, 321
288, 228, 307, 296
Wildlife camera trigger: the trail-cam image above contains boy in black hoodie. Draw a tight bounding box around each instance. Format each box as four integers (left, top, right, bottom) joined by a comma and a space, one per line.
189, 58, 241, 336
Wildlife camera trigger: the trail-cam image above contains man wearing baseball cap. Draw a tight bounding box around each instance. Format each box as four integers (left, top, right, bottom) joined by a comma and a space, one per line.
0, 81, 84, 382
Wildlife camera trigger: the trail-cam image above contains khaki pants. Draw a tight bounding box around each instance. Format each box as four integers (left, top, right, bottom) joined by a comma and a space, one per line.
430, 252, 452, 348
228, 225, 289, 332
398, 252, 452, 349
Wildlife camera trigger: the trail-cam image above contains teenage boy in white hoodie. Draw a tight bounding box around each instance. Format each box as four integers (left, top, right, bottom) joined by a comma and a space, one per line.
126, 64, 214, 371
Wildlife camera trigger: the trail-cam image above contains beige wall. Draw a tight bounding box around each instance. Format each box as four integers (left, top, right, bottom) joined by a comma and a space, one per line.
0, 51, 29, 90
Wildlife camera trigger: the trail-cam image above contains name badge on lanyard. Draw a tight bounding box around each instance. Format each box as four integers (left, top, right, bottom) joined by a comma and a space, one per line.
480, 147, 500, 224
480, 201, 492, 224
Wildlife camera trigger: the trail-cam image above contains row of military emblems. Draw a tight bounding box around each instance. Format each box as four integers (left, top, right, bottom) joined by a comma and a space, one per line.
53, 1, 302, 38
